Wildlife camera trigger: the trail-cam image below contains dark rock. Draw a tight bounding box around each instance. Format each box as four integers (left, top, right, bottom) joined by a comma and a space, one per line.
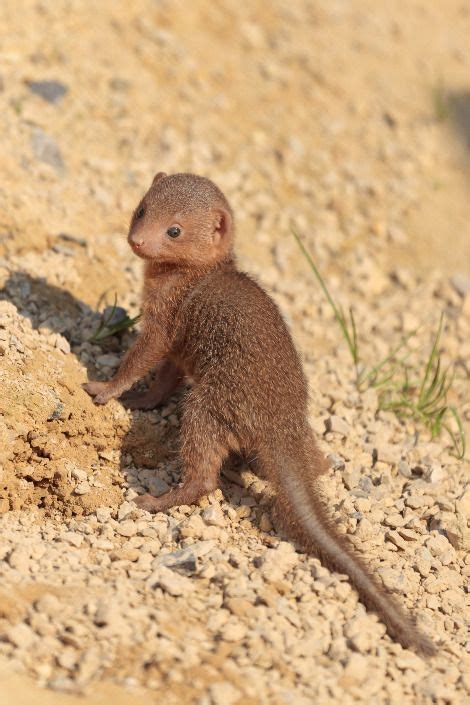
27, 80, 68, 104
102, 305, 129, 326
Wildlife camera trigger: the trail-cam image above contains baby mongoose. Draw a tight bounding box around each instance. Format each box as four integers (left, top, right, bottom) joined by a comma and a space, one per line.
84, 172, 435, 656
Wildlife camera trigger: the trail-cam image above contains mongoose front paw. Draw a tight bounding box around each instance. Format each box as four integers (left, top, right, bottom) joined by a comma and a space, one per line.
82, 381, 116, 405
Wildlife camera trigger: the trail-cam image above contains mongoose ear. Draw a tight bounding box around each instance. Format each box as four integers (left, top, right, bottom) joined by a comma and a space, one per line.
212, 208, 232, 245
152, 171, 167, 185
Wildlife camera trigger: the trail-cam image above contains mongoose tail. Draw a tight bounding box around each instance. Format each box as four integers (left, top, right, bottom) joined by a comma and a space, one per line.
273, 448, 436, 656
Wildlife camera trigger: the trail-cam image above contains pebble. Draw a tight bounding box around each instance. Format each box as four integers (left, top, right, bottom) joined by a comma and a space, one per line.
95, 507, 112, 522
209, 682, 241, 705
149, 566, 193, 596
6, 623, 37, 649
152, 540, 215, 571
219, 620, 247, 642
202, 505, 226, 527
35, 595, 62, 617
74, 481, 91, 495
70, 466, 88, 482
27, 80, 68, 103
97, 353, 121, 368
116, 521, 137, 538
450, 273, 470, 296
341, 653, 369, 686
325, 415, 350, 436
30, 127, 64, 173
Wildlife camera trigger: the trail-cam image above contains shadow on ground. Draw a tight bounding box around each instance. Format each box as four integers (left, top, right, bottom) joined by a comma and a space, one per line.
448, 90, 470, 154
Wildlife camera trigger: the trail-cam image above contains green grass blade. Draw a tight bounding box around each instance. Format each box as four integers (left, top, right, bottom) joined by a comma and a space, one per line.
418, 312, 444, 402
358, 327, 419, 389
292, 229, 359, 366
442, 407, 466, 459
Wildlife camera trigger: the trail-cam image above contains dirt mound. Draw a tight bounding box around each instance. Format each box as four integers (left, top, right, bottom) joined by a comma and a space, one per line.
0, 298, 127, 516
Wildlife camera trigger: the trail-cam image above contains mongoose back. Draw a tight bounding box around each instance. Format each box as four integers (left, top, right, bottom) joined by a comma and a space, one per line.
84, 171, 435, 656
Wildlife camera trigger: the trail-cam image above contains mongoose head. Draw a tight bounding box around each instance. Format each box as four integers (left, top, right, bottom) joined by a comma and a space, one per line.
128, 172, 234, 266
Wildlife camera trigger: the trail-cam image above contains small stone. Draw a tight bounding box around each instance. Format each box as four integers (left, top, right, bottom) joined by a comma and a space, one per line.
414, 547, 433, 577
344, 618, 376, 653
325, 415, 350, 436
96, 507, 112, 522
116, 520, 137, 537
77, 648, 101, 682
48, 402, 65, 421
8, 548, 31, 572
70, 466, 87, 482
219, 620, 247, 642
377, 567, 409, 592
355, 518, 376, 540
6, 623, 37, 649
422, 576, 448, 594
340, 653, 369, 687
148, 477, 171, 496
376, 443, 401, 465
57, 648, 78, 670
328, 453, 345, 471
94, 599, 122, 629
118, 501, 136, 521
97, 353, 121, 368
75, 481, 91, 495
152, 540, 215, 571
35, 594, 62, 617
386, 531, 408, 550
110, 547, 140, 562
225, 597, 254, 618
451, 273, 470, 296
406, 495, 427, 510
426, 534, 455, 563
148, 566, 193, 596
397, 528, 419, 541
398, 460, 412, 478
426, 464, 446, 483
202, 505, 226, 527
31, 127, 64, 173
342, 466, 362, 490
27, 79, 68, 103
102, 305, 129, 325
55, 335, 70, 354
384, 512, 406, 528
209, 681, 241, 705
62, 532, 83, 547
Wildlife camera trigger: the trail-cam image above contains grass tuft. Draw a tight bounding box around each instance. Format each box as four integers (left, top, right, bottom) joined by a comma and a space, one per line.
292, 230, 466, 459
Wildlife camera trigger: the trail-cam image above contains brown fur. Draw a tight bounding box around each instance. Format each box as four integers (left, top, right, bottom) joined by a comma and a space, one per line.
83, 172, 436, 656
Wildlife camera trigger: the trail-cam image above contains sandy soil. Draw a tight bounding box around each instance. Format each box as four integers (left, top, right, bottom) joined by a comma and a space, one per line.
0, 1, 469, 704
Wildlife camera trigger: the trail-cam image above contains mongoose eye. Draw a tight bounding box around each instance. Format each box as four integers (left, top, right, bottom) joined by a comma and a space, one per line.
136, 205, 145, 219
167, 226, 181, 238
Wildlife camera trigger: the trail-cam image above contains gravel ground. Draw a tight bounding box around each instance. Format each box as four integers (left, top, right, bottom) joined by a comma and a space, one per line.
0, 1, 469, 703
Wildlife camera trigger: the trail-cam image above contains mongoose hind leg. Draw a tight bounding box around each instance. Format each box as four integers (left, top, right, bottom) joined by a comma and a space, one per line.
122, 359, 183, 410
134, 397, 237, 513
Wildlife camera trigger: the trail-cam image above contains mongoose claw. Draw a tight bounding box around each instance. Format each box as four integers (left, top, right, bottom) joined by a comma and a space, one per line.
82, 381, 115, 405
